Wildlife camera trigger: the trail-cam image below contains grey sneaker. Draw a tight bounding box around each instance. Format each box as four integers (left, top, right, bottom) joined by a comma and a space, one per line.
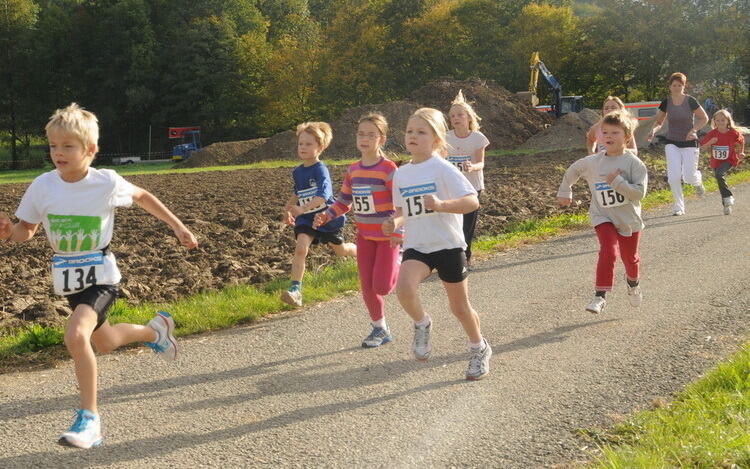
466, 340, 492, 380
145, 311, 178, 361
723, 197, 734, 215
695, 184, 706, 198
412, 322, 432, 361
585, 296, 606, 314
280, 287, 302, 307
362, 326, 393, 348
626, 282, 642, 307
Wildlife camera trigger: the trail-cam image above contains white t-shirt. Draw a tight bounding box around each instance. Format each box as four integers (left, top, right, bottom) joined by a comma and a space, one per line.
16, 168, 135, 289
393, 154, 477, 253
445, 130, 490, 191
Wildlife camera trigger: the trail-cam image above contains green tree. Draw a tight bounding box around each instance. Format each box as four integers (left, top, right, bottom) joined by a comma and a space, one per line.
0, 0, 39, 169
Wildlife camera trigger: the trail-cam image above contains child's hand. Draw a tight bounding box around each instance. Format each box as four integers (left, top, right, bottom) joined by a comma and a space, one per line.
708, 137, 718, 145
0, 212, 11, 240
462, 161, 473, 172
646, 130, 655, 142
606, 169, 621, 184
283, 211, 295, 226
382, 217, 396, 236
313, 212, 329, 229
557, 197, 572, 206
288, 205, 304, 217
174, 226, 198, 249
423, 194, 443, 212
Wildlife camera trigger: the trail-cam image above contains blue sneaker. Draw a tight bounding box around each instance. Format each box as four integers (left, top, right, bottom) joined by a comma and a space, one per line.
362, 326, 393, 348
145, 311, 178, 361
58, 409, 103, 448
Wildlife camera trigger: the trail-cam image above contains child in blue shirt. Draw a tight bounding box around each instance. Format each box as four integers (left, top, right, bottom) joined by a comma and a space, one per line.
281, 122, 356, 306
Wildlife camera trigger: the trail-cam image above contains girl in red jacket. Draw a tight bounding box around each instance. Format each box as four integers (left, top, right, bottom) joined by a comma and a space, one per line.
699, 109, 746, 215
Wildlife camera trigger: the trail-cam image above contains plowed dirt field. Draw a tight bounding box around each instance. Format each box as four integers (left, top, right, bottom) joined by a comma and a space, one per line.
0, 150, 671, 331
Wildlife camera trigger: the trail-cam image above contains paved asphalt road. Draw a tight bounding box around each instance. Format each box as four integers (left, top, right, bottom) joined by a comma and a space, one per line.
1, 184, 749, 468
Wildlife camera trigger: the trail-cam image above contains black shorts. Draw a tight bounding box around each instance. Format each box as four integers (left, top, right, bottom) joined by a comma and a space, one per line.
66, 285, 118, 331
294, 224, 344, 246
402, 248, 468, 283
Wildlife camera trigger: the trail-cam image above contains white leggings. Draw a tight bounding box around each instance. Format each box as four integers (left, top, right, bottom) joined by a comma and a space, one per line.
665, 144, 702, 212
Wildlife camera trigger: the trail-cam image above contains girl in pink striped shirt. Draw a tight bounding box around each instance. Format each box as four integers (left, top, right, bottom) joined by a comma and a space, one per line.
314, 113, 401, 347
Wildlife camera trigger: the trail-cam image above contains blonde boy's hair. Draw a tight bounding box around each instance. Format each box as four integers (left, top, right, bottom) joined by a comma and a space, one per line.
601, 96, 626, 113
450, 90, 481, 132
45, 103, 99, 150
296, 121, 333, 151
410, 108, 449, 153
601, 110, 638, 140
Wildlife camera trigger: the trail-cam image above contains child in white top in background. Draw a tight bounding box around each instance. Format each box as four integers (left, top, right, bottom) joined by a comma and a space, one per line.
445, 90, 490, 268
586, 96, 638, 154
558, 110, 648, 314
384, 107, 492, 380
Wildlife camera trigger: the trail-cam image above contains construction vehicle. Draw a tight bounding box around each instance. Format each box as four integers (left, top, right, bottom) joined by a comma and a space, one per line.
517, 51, 583, 117
169, 126, 201, 161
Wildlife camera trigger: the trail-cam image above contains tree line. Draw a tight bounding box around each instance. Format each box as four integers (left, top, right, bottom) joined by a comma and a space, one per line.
1, 0, 748, 167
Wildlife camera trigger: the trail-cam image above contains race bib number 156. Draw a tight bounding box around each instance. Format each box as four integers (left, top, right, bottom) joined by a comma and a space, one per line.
595, 182, 627, 208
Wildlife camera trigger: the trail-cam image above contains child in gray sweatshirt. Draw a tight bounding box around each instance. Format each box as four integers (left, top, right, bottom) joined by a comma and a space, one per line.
557, 110, 648, 314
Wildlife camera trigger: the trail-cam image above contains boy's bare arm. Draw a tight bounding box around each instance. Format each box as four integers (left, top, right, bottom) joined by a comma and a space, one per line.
0, 213, 39, 242
131, 187, 197, 249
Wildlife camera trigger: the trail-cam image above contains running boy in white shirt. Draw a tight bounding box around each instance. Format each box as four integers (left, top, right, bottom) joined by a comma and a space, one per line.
0, 103, 198, 449
383, 108, 492, 380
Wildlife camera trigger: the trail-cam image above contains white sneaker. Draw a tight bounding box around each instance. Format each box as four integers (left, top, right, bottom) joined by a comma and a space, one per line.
585, 296, 606, 314
59, 409, 103, 448
280, 287, 302, 307
724, 205, 732, 215
672, 209, 685, 216
466, 339, 492, 380
694, 184, 706, 197
412, 322, 432, 361
723, 197, 734, 215
626, 281, 642, 307
145, 311, 178, 361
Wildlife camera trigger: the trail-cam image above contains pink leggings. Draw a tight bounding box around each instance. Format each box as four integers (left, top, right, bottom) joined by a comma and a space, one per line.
594, 223, 641, 291
356, 234, 400, 322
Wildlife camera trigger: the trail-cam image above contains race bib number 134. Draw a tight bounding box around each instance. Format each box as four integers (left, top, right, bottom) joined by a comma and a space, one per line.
51, 252, 103, 295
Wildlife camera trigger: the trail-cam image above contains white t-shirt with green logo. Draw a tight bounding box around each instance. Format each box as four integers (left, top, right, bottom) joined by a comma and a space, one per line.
16, 168, 135, 291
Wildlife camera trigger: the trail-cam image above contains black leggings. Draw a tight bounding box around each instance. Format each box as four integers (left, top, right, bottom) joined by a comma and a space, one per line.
463, 190, 481, 261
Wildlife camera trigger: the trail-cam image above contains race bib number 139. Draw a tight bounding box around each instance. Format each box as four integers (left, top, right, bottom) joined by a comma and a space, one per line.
400, 182, 437, 218
713, 145, 730, 160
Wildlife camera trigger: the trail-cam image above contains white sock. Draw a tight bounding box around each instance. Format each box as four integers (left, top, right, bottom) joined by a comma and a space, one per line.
415, 314, 431, 327
469, 338, 485, 350
372, 318, 387, 330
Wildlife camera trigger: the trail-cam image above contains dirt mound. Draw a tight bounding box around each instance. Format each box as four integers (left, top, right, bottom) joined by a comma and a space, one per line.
181, 139, 268, 168
232, 101, 421, 164
228, 77, 552, 164
408, 77, 553, 148
518, 110, 601, 151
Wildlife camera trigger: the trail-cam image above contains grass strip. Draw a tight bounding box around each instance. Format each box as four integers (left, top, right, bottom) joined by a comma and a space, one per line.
584, 341, 750, 467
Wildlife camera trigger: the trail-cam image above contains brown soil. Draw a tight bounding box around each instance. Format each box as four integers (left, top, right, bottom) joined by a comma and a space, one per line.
518, 109, 602, 151
187, 77, 552, 167
0, 149, 673, 332
180, 139, 268, 168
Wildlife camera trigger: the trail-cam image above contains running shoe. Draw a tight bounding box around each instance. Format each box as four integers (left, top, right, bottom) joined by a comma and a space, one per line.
723, 197, 734, 215
626, 281, 642, 308
362, 326, 393, 348
585, 296, 606, 314
466, 340, 492, 381
672, 209, 685, 216
58, 409, 102, 449
694, 184, 706, 198
412, 322, 432, 361
280, 287, 302, 307
145, 310, 178, 361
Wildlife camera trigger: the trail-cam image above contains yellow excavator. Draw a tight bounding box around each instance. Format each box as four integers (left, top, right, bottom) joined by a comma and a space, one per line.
517, 51, 583, 117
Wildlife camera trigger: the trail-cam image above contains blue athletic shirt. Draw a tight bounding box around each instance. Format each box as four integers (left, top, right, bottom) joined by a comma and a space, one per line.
292, 161, 345, 232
